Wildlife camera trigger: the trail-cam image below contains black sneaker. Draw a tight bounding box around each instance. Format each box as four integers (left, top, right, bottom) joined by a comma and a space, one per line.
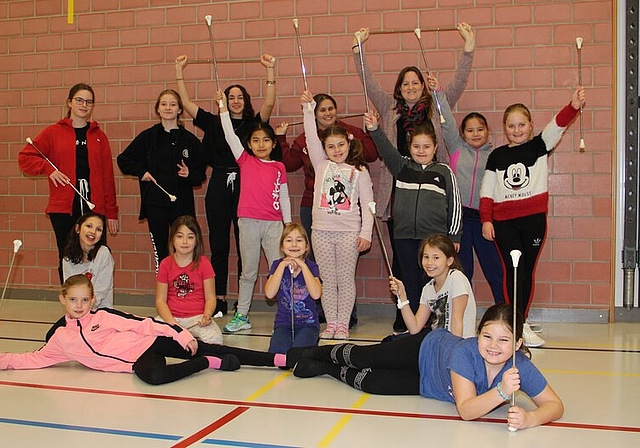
214, 299, 228, 317
349, 315, 358, 329
393, 311, 407, 333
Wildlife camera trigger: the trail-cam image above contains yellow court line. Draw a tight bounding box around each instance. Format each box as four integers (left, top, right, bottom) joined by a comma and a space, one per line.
543, 368, 640, 378
244, 371, 291, 401
317, 393, 371, 448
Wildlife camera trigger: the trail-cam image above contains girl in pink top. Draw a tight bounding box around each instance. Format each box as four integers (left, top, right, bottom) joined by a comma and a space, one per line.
217, 90, 292, 333
1, 275, 289, 384
156, 215, 223, 344
301, 91, 374, 340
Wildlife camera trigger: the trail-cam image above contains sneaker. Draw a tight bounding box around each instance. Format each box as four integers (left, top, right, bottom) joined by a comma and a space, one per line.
526, 320, 543, 333
393, 311, 407, 333
333, 322, 349, 340
523, 323, 545, 347
319, 322, 337, 339
223, 313, 252, 333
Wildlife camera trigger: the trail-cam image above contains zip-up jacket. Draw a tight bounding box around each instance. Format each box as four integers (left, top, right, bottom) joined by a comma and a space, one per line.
18, 118, 119, 219
370, 127, 462, 242
0, 308, 194, 373
439, 91, 493, 210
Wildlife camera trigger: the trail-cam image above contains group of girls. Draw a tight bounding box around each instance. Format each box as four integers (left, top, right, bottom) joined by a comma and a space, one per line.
10, 19, 588, 431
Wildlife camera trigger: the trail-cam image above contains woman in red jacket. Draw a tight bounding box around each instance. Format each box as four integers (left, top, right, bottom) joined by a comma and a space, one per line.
18, 83, 119, 283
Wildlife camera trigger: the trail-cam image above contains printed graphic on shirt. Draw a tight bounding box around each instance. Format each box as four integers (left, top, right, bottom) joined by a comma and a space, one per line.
319, 164, 359, 215
272, 171, 282, 211
428, 293, 450, 331
283, 276, 316, 324
503, 162, 530, 190
173, 273, 195, 298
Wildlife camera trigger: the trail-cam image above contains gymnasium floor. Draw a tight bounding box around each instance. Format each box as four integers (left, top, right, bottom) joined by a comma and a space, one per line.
1, 299, 639, 447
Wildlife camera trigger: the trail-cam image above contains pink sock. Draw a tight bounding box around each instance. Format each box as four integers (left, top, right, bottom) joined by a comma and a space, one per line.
206, 356, 222, 369
274, 353, 286, 367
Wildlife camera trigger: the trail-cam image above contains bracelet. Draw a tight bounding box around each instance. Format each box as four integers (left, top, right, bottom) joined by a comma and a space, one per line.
266, 80, 276, 86
397, 299, 410, 310
176, 78, 184, 81
496, 382, 510, 401
352, 44, 358, 50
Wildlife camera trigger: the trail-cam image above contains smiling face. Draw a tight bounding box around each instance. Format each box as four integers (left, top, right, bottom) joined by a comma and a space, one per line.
156, 92, 181, 123
323, 135, 349, 164
172, 224, 196, 258
77, 216, 104, 256
227, 86, 246, 117
504, 111, 533, 147
248, 129, 275, 160
409, 133, 437, 165
400, 71, 425, 106
67, 89, 94, 123
477, 321, 522, 366
282, 228, 308, 259
315, 98, 337, 130
59, 284, 95, 319
462, 117, 489, 149
421, 244, 453, 282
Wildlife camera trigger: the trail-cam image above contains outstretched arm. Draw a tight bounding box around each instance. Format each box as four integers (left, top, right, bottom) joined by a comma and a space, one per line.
259, 54, 277, 121
174, 55, 200, 119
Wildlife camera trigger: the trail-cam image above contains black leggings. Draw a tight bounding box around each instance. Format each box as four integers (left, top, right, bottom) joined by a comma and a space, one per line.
133, 337, 277, 385
304, 332, 427, 395
493, 213, 546, 319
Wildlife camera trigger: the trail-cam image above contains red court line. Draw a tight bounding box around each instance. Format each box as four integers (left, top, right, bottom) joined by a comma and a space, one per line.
171, 406, 249, 448
1, 380, 639, 434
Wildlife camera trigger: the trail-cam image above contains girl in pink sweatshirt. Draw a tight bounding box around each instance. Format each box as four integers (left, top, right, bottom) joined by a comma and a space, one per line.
0, 275, 287, 384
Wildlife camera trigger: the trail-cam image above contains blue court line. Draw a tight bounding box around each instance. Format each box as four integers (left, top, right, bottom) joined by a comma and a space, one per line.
0, 416, 179, 441
0, 417, 298, 447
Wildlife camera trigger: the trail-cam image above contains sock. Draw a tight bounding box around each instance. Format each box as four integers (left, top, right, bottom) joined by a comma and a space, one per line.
273, 353, 286, 367
206, 356, 222, 369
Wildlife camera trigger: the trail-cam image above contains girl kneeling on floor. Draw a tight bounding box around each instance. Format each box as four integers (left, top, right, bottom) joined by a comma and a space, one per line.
264, 223, 322, 354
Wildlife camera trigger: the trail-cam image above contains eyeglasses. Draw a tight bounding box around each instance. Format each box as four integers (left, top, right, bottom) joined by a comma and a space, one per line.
72, 97, 94, 106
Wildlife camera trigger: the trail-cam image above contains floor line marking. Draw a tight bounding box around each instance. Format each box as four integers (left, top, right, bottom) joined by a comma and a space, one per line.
317, 393, 370, 447
171, 406, 249, 448
0, 416, 180, 441
1, 380, 639, 433
173, 371, 291, 446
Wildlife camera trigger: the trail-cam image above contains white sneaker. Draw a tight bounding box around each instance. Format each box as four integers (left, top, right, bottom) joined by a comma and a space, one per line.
523, 323, 545, 347
526, 319, 543, 333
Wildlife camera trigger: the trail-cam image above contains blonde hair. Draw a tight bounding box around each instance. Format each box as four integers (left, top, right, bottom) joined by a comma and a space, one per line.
61, 274, 94, 297
280, 223, 310, 258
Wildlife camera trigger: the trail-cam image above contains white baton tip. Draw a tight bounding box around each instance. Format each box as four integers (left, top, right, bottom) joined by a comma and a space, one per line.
13, 239, 23, 253
576, 37, 583, 49
205, 15, 212, 26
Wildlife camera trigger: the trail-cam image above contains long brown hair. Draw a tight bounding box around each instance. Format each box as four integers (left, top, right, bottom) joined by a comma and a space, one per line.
168, 215, 205, 269
154, 89, 184, 126
418, 234, 464, 273
66, 83, 95, 118
320, 125, 368, 171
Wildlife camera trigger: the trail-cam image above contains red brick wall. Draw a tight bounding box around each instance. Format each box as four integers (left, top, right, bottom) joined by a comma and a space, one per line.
0, 1, 613, 309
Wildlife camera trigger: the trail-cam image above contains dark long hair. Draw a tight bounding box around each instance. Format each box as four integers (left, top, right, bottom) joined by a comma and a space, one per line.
224, 84, 255, 120
478, 304, 531, 358
63, 212, 109, 264
319, 125, 368, 171
393, 66, 431, 108
244, 121, 283, 161
418, 234, 463, 272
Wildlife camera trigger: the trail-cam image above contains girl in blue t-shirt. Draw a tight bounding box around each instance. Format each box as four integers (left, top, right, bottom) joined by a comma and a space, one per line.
289, 304, 563, 430
264, 223, 322, 354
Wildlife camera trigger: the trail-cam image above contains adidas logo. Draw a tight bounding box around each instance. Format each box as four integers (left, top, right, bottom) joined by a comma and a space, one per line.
533, 238, 542, 246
